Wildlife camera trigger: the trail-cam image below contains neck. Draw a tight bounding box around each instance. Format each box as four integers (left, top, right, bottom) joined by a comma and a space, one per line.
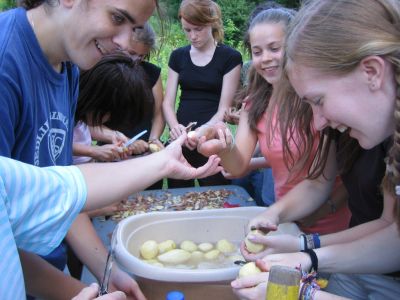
27, 7, 64, 72
192, 37, 216, 53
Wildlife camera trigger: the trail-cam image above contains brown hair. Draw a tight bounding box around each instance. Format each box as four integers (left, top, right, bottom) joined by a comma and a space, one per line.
243, 7, 295, 132
276, 0, 400, 222
178, 0, 224, 43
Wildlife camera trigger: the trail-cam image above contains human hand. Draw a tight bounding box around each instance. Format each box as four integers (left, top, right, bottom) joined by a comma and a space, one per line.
240, 234, 300, 261
112, 131, 129, 145
128, 140, 149, 155
108, 266, 147, 300
258, 251, 312, 273
86, 200, 124, 218
148, 139, 165, 152
164, 133, 223, 180
247, 211, 279, 234
92, 144, 124, 162
231, 272, 269, 300
224, 107, 241, 125
169, 124, 187, 141
72, 283, 126, 300
196, 124, 234, 157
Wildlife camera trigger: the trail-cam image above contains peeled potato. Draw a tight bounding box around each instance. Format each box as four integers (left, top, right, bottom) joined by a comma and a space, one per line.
198, 242, 214, 252
143, 259, 164, 268
158, 239, 176, 254
216, 239, 236, 254
238, 262, 262, 278
204, 249, 221, 260
187, 131, 197, 139
189, 251, 204, 264
180, 240, 198, 252
157, 249, 191, 265
228, 254, 245, 263
244, 230, 265, 253
140, 240, 159, 259
149, 143, 161, 153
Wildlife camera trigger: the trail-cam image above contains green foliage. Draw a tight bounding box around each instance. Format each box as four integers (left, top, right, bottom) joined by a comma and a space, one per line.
0, 0, 16, 11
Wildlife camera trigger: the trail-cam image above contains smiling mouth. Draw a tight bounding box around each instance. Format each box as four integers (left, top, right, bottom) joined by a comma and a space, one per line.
95, 40, 107, 55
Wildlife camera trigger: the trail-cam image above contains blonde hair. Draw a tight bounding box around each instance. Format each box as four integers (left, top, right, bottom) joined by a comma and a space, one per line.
281, 0, 400, 223
178, 0, 224, 43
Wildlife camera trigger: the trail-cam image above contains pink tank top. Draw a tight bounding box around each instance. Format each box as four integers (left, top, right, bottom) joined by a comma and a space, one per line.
256, 110, 351, 234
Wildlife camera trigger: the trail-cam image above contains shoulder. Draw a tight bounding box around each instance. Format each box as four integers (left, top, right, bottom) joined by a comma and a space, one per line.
141, 61, 161, 76
171, 45, 190, 57
217, 44, 242, 58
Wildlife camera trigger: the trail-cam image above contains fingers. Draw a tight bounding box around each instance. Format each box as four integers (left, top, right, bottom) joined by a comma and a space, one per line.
170, 124, 186, 140
98, 291, 126, 300
231, 272, 269, 289
72, 283, 99, 300
194, 154, 223, 179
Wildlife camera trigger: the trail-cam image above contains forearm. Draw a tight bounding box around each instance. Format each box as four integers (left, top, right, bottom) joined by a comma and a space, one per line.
322, 190, 395, 246
20, 249, 85, 300
66, 213, 108, 280
90, 126, 115, 143
248, 157, 270, 170
321, 215, 392, 246
73, 143, 94, 158
219, 144, 252, 176
317, 222, 400, 274
268, 179, 332, 224
78, 151, 168, 211
162, 100, 179, 128
149, 112, 165, 141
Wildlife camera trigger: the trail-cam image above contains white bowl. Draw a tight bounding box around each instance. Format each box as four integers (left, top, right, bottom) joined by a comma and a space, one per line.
114, 207, 301, 283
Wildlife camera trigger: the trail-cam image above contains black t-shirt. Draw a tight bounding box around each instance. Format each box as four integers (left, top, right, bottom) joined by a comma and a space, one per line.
169, 44, 242, 127
337, 135, 391, 227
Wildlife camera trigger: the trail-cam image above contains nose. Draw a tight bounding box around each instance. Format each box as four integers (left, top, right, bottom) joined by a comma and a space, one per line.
112, 28, 133, 52
261, 50, 273, 63
311, 106, 328, 131
189, 31, 197, 41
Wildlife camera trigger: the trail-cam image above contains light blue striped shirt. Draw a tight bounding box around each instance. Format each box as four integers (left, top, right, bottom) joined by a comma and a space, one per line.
0, 156, 87, 299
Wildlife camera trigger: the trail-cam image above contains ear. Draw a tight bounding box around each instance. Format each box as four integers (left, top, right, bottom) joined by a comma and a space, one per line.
360, 56, 386, 91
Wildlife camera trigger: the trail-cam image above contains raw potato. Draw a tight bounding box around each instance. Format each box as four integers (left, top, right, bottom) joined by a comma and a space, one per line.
198, 242, 214, 252
187, 131, 197, 139
180, 240, 198, 252
244, 230, 265, 253
228, 254, 244, 263
217, 239, 236, 254
140, 240, 159, 259
238, 262, 262, 278
158, 240, 176, 254
149, 143, 161, 153
204, 249, 221, 260
157, 249, 191, 265
143, 259, 164, 268
189, 251, 204, 263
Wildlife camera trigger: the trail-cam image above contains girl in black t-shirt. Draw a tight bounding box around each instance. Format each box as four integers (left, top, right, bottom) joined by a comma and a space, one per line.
162, 0, 242, 188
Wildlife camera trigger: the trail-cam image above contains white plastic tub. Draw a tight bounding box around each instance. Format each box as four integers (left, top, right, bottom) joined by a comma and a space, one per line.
114, 207, 301, 283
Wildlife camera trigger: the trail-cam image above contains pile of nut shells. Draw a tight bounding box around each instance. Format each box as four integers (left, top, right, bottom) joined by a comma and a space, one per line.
111, 189, 235, 221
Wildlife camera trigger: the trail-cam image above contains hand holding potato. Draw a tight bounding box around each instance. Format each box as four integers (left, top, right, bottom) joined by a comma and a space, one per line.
196, 123, 235, 157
